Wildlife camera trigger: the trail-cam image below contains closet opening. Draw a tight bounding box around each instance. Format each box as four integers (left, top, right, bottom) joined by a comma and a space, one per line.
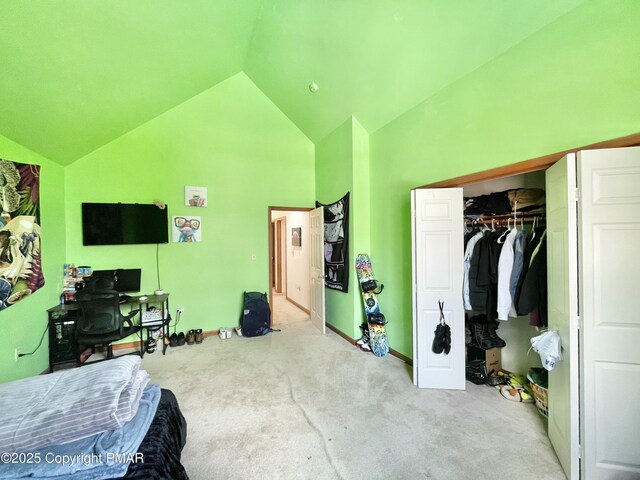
461, 171, 547, 380
411, 132, 640, 480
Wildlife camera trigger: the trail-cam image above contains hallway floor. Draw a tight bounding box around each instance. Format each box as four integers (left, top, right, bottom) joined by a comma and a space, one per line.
271, 293, 309, 325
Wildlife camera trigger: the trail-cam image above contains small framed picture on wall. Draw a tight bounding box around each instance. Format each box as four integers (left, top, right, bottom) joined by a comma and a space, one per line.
185, 186, 207, 207
292, 227, 302, 247
173, 216, 202, 242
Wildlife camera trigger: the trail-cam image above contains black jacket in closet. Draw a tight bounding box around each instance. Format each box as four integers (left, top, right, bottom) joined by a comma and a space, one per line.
513, 227, 544, 314
469, 230, 505, 321
518, 234, 547, 327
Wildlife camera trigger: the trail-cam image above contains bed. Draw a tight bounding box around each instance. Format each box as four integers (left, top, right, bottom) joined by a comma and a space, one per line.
119, 388, 188, 480
0, 356, 188, 480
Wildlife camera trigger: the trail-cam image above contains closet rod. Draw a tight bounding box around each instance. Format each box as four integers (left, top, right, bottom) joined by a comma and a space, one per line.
465, 212, 545, 225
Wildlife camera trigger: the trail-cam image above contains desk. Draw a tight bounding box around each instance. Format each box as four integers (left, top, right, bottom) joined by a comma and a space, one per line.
46, 293, 170, 372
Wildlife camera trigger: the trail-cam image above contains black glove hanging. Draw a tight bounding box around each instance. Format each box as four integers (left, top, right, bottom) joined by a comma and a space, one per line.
432, 300, 451, 355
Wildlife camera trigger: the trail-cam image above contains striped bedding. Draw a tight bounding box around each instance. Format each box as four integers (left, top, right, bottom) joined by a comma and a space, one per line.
0, 356, 148, 453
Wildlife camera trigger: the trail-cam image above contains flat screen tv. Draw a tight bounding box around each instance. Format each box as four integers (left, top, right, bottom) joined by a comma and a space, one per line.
82, 203, 168, 246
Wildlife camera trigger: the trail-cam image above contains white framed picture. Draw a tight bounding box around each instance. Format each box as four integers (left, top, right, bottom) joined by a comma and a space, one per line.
292, 227, 302, 247
172, 216, 202, 242
185, 186, 207, 207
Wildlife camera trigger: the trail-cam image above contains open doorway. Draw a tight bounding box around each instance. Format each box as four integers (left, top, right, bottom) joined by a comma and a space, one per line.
268, 207, 313, 325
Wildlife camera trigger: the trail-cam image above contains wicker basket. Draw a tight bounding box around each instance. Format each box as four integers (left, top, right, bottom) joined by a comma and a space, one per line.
528, 374, 548, 418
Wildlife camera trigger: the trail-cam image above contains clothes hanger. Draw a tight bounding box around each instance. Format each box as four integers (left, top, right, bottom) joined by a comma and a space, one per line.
498, 218, 511, 243
529, 215, 538, 242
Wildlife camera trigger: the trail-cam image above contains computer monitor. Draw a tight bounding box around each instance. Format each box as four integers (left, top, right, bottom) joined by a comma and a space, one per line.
91, 268, 141, 293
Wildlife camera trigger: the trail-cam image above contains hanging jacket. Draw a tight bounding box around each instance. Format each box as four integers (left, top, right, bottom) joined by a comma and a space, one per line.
508, 231, 527, 317
497, 228, 517, 321
518, 232, 547, 327
463, 231, 483, 311
513, 227, 544, 314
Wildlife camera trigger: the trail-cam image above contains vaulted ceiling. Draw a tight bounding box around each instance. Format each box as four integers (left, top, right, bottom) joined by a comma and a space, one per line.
0, 0, 586, 165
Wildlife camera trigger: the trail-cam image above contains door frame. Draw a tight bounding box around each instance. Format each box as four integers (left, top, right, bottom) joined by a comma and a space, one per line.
272, 215, 286, 294
267, 206, 313, 320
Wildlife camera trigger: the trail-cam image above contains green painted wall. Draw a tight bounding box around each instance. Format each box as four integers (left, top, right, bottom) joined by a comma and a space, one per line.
65, 73, 315, 337
315, 117, 371, 339
370, 0, 640, 358
0, 134, 66, 382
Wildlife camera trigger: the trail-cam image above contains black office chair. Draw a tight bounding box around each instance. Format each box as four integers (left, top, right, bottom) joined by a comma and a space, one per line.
75, 289, 142, 362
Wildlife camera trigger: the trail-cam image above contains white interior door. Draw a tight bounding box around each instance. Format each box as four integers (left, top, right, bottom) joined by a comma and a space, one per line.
545, 154, 580, 480
578, 147, 640, 479
411, 188, 465, 389
309, 206, 325, 334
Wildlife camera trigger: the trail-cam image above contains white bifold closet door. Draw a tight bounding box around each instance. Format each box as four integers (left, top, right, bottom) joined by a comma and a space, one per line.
577, 147, 640, 479
411, 188, 465, 390
546, 154, 580, 480
547, 147, 640, 479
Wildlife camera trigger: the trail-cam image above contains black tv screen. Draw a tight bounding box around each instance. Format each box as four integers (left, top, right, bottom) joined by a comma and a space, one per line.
82, 203, 168, 246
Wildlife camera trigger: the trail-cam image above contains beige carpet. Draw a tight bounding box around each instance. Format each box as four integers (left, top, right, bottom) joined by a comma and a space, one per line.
142, 297, 564, 480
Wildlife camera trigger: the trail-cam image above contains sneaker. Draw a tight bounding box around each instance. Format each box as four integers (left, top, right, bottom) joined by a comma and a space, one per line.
186, 329, 195, 345
235, 327, 243, 337
357, 323, 370, 347
195, 328, 204, 344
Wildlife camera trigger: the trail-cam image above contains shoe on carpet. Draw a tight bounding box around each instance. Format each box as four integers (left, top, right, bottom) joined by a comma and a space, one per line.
186, 329, 195, 345
195, 328, 203, 343
169, 333, 178, 347
177, 332, 186, 346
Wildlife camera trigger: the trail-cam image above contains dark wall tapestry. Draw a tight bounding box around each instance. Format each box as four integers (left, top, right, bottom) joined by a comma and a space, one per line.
316, 192, 349, 292
0, 159, 43, 311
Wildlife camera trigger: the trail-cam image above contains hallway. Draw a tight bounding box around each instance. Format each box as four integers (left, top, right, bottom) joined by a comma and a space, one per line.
271, 293, 309, 325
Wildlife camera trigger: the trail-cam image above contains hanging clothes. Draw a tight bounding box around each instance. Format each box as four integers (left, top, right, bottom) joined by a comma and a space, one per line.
508, 230, 527, 317
518, 230, 548, 327
468, 229, 505, 321
468, 230, 490, 311
513, 226, 545, 314
496, 228, 518, 321
463, 230, 483, 311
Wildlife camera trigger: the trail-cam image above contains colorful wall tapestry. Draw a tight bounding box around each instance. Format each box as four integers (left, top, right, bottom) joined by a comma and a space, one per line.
0, 159, 43, 311
316, 192, 349, 292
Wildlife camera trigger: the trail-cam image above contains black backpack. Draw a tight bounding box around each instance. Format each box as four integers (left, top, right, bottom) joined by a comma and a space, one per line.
240, 292, 272, 337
